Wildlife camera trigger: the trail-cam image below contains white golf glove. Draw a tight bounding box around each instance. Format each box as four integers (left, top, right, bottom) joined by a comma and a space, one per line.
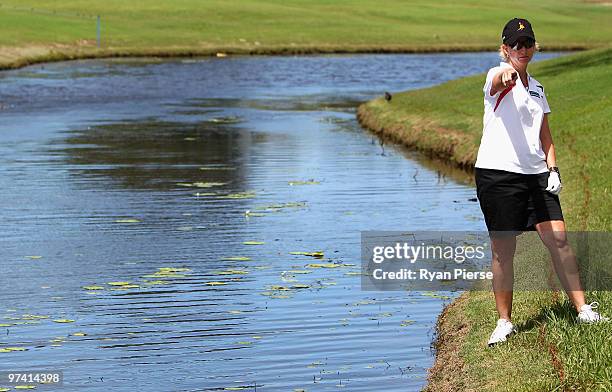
546, 171, 562, 195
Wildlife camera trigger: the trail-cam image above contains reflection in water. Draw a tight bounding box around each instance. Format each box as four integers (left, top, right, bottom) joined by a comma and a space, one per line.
0, 52, 564, 391
182, 95, 364, 113
59, 120, 254, 192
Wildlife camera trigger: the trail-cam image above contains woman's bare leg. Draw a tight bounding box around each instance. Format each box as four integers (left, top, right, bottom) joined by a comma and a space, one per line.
535, 220, 586, 311
490, 235, 517, 320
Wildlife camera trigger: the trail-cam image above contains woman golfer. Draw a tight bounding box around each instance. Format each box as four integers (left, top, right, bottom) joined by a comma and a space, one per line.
474, 18, 608, 346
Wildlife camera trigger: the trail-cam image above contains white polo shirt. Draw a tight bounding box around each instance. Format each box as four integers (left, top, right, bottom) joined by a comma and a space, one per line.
475, 62, 551, 174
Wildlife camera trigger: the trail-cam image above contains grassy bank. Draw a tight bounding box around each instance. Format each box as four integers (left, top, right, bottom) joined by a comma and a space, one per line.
2, 0, 612, 69
358, 48, 612, 391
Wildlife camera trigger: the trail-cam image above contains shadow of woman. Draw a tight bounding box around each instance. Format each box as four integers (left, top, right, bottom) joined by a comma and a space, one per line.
515, 298, 576, 333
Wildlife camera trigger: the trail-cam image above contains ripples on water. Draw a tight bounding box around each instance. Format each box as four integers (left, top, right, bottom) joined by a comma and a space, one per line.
0, 52, 562, 391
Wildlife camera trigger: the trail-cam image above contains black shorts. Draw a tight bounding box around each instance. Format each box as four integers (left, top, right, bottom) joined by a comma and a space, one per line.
475, 168, 564, 234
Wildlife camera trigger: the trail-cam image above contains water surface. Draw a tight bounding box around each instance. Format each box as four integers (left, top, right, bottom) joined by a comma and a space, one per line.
0, 52, 562, 391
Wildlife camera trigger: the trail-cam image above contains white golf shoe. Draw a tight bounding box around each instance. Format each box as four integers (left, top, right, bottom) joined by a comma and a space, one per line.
488, 318, 516, 347
577, 302, 609, 324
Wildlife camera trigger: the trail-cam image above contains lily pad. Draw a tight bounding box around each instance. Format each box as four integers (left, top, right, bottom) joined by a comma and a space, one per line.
255, 201, 307, 211
215, 269, 249, 275
422, 291, 452, 300
268, 294, 290, 299
219, 191, 257, 199
143, 272, 185, 278
268, 285, 290, 291
143, 280, 167, 285
244, 210, 266, 217
221, 256, 251, 261
199, 165, 235, 171
0, 347, 28, 352
193, 182, 227, 188
307, 361, 325, 368
110, 284, 140, 289
194, 192, 218, 197
306, 263, 341, 269
209, 116, 242, 124
107, 281, 132, 286
83, 285, 105, 290
158, 267, 191, 272
21, 315, 48, 320
288, 180, 320, 186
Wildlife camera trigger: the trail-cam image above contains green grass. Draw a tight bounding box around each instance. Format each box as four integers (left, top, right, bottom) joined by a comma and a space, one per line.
1, 0, 612, 68
359, 48, 612, 391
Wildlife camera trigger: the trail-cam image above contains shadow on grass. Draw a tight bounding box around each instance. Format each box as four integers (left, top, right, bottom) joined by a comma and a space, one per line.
516, 299, 576, 333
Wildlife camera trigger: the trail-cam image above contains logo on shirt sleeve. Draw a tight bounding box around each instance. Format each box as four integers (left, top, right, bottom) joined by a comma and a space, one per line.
529, 91, 541, 98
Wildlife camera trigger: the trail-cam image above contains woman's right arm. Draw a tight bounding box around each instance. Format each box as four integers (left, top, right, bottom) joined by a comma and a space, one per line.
489, 68, 518, 96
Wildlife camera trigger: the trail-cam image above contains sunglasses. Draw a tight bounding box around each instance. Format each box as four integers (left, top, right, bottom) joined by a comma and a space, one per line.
510, 38, 535, 50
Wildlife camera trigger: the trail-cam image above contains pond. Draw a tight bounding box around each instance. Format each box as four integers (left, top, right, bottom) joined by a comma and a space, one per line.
0, 51, 562, 391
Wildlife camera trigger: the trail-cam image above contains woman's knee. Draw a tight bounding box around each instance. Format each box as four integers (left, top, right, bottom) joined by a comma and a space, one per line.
540, 231, 569, 251
491, 237, 517, 262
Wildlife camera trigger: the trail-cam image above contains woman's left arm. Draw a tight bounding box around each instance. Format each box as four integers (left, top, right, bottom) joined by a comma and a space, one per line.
540, 113, 557, 168
540, 114, 563, 194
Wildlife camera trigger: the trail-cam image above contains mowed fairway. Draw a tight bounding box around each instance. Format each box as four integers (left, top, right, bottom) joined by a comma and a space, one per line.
1, 0, 612, 66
